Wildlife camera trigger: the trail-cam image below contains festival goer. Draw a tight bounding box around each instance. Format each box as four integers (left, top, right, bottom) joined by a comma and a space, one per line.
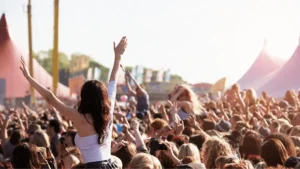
125, 71, 150, 120
169, 84, 203, 120
19, 36, 128, 168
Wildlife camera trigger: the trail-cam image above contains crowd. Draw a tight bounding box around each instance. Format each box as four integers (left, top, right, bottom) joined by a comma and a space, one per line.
1, 36, 300, 169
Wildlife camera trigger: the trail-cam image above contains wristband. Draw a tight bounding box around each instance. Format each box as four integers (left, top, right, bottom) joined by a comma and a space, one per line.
115, 56, 121, 60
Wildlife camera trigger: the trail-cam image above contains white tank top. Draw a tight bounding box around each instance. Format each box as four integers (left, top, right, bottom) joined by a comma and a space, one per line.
74, 81, 116, 163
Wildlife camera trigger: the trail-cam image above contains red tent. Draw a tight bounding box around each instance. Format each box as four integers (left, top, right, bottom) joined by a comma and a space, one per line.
258, 39, 300, 97
0, 14, 70, 98
236, 39, 285, 90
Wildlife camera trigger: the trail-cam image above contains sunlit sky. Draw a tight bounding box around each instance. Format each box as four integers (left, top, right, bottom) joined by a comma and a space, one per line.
1, 0, 300, 85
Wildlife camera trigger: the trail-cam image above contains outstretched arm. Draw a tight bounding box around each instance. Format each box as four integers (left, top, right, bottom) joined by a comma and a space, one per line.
127, 72, 147, 95
20, 56, 79, 122
125, 76, 137, 96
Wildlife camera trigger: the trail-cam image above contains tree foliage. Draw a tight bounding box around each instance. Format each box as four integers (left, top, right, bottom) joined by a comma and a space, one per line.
33, 49, 70, 74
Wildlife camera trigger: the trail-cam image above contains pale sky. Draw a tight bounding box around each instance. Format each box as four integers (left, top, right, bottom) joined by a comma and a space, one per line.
1, 0, 300, 85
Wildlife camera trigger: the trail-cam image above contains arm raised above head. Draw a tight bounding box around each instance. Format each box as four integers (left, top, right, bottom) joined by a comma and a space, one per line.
19, 56, 79, 122
109, 36, 128, 82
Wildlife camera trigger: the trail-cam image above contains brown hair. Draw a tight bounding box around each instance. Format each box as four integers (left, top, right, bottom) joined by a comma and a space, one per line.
150, 119, 168, 131
240, 133, 262, 159
202, 119, 216, 131
182, 127, 195, 137
224, 162, 247, 169
264, 133, 296, 156
189, 133, 206, 151
261, 138, 289, 167
113, 143, 137, 168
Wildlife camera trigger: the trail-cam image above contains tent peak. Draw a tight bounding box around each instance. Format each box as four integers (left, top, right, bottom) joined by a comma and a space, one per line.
0, 13, 10, 41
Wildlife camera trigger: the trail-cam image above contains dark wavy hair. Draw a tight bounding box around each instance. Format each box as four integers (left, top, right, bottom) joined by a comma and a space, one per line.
12, 143, 40, 169
77, 80, 111, 145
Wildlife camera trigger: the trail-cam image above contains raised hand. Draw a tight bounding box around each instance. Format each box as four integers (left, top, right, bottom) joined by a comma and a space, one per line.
131, 119, 139, 131
20, 56, 30, 78
114, 36, 128, 57
111, 140, 127, 153
170, 102, 178, 114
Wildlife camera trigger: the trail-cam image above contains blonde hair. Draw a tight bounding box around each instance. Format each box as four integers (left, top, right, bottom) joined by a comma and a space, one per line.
177, 84, 203, 115
201, 137, 232, 169
30, 130, 50, 147
289, 126, 300, 137
129, 153, 162, 169
178, 143, 201, 162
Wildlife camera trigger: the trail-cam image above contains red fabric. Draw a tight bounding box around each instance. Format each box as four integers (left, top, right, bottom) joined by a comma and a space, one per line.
237, 44, 284, 90
0, 14, 70, 98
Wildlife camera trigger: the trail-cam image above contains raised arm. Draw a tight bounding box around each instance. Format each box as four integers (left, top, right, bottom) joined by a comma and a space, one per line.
125, 76, 137, 96
20, 56, 79, 122
109, 36, 127, 82
127, 72, 147, 95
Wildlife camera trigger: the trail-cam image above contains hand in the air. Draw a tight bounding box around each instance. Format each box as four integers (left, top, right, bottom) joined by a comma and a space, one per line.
20, 56, 30, 78
114, 36, 128, 57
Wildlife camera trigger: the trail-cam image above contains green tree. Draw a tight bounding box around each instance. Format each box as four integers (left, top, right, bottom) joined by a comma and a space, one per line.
34, 49, 70, 74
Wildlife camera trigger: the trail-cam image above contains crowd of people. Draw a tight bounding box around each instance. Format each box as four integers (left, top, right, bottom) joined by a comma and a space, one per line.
1, 36, 300, 169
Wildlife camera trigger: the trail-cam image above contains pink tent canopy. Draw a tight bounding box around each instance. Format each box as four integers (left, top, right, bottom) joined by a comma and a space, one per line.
258, 40, 300, 97
237, 40, 285, 90
0, 14, 70, 98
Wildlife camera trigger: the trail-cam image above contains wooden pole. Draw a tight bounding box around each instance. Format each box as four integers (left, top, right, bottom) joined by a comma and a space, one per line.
52, 0, 59, 95
27, 0, 35, 105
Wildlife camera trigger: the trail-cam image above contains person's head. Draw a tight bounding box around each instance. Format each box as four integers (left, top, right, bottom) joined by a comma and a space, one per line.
77, 80, 111, 145
113, 143, 137, 168
284, 90, 297, 106
224, 162, 248, 169
182, 127, 195, 137
65, 131, 77, 147
157, 150, 177, 168
149, 119, 168, 136
240, 133, 262, 159
215, 156, 240, 169
178, 143, 201, 162
262, 92, 267, 99
189, 133, 206, 151
201, 137, 232, 169
9, 129, 23, 146
12, 143, 40, 169
29, 130, 50, 148
47, 119, 61, 137
246, 89, 257, 103
202, 119, 216, 131
270, 121, 280, 133
230, 115, 244, 129
129, 153, 162, 169
111, 155, 123, 169
261, 138, 289, 167
27, 124, 41, 136
232, 84, 240, 93
264, 133, 296, 156
223, 130, 243, 150
172, 85, 203, 115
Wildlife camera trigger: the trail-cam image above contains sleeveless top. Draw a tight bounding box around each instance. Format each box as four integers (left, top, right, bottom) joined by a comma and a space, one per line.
136, 93, 150, 113
74, 81, 116, 163
177, 108, 190, 120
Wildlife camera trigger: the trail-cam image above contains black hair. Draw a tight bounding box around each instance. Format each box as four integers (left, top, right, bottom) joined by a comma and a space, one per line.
12, 143, 40, 169
9, 130, 22, 145
77, 80, 111, 145
49, 119, 61, 134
